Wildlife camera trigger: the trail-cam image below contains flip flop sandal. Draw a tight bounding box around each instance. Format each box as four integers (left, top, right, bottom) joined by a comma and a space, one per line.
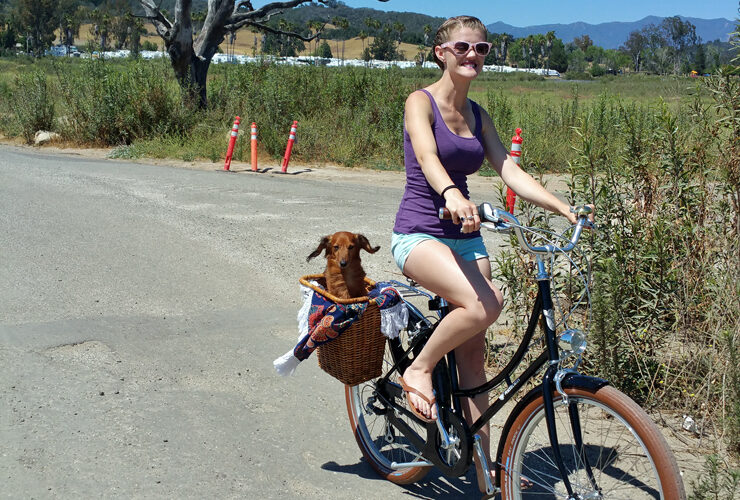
398, 376, 436, 423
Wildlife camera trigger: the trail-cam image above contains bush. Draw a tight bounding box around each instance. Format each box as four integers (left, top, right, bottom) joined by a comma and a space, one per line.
209, 63, 407, 166
563, 71, 593, 80
141, 40, 158, 51
10, 70, 55, 143
54, 59, 190, 145
590, 64, 606, 77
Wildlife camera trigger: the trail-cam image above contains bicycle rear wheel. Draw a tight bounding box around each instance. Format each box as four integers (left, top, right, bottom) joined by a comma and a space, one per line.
344, 310, 430, 484
499, 386, 685, 499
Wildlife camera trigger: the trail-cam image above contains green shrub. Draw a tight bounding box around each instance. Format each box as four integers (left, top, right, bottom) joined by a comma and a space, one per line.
563, 71, 593, 80
10, 70, 55, 142
55, 59, 190, 145
689, 455, 739, 500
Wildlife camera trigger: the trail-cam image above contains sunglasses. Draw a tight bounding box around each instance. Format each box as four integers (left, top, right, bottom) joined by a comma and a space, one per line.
439, 40, 493, 56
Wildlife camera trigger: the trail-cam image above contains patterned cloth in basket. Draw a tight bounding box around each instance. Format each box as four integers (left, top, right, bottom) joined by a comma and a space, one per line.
273, 281, 408, 376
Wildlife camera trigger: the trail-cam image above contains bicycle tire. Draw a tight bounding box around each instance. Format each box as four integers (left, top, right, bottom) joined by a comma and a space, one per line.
499, 385, 686, 499
344, 311, 430, 485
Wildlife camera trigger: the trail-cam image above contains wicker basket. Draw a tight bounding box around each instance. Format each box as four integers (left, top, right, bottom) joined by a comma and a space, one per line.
299, 274, 386, 386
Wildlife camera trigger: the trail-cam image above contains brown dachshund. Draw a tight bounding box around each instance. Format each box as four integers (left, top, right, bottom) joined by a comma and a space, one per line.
307, 232, 380, 299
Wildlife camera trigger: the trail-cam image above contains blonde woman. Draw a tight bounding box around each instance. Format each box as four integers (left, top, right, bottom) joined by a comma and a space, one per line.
391, 15, 590, 496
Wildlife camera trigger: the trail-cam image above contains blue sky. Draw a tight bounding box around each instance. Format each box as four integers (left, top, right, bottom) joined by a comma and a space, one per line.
344, 0, 739, 26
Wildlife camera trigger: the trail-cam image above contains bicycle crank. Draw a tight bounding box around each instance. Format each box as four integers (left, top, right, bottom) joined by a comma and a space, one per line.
425, 408, 472, 478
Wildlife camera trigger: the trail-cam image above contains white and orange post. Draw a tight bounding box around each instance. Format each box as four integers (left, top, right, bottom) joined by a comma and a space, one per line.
223, 116, 240, 171
280, 120, 298, 173
507, 127, 523, 213
250, 122, 258, 172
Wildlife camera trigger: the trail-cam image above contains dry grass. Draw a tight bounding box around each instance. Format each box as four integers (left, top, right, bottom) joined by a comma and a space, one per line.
71, 24, 424, 60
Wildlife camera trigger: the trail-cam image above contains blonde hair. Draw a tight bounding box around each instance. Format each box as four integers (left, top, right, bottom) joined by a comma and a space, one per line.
432, 16, 488, 70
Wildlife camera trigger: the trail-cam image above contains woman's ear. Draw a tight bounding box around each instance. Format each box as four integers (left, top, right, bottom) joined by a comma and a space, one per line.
434, 45, 446, 67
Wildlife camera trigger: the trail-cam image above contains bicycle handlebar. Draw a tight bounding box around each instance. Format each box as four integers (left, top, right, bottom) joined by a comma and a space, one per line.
439, 203, 594, 256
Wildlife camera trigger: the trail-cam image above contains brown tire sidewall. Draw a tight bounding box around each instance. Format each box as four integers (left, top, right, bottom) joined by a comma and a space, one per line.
499, 385, 685, 499
344, 384, 429, 485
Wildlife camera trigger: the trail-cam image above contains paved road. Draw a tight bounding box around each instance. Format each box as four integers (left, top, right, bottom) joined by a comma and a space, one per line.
0, 146, 492, 499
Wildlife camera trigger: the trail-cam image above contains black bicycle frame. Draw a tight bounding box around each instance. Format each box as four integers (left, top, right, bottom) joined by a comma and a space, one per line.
424, 272, 593, 495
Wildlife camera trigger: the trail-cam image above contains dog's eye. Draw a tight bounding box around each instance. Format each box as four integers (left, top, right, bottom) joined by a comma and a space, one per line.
333, 245, 339, 251
348, 245, 355, 250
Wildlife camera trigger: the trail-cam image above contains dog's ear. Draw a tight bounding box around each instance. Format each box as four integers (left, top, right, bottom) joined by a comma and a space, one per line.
307, 236, 330, 261
357, 234, 380, 254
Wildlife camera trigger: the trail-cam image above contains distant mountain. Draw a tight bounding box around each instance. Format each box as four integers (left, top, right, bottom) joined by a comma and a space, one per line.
486, 16, 736, 49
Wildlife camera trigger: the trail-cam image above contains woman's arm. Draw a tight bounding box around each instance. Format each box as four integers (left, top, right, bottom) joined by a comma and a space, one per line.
405, 91, 478, 225
478, 108, 578, 224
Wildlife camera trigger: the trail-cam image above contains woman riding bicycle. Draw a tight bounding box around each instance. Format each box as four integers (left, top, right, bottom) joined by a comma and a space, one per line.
391, 15, 594, 496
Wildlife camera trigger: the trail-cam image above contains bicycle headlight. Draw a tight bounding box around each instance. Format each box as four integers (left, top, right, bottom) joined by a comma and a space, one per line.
559, 329, 587, 355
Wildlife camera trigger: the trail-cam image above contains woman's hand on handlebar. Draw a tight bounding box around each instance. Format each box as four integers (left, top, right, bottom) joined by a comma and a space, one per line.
565, 204, 596, 226
444, 191, 480, 232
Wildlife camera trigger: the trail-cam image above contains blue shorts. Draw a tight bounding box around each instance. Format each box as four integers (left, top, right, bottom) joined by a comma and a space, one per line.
391, 232, 489, 271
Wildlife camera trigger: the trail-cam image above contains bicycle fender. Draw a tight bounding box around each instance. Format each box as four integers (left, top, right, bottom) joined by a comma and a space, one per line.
493, 375, 609, 487
561, 373, 609, 391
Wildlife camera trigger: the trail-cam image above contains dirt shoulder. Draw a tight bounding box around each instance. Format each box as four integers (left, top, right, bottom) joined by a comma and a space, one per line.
5, 141, 575, 195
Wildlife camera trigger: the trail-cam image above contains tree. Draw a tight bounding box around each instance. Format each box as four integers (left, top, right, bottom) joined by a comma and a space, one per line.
138, 0, 335, 108
544, 30, 555, 71
693, 43, 706, 74
1, 11, 20, 50
364, 16, 381, 35
660, 16, 699, 73
573, 34, 593, 52
306, 19, 323, 54
498, 33, 513, 66
316, 39, 332, 58
358, 29, 367, 54
331, 16, 348, 60
393, 21, 404, 43
422, 23, 431, 45
549, 38, 568, 73
584, 44, 604, 63
261, 19, 305, 57
567, 48, 587, 73
16, 0, 58, 55
622, 30, 648, 72
369, 23, 397, 60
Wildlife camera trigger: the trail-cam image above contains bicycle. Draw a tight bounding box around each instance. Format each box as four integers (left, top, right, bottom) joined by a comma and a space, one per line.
345, 203, 686, 499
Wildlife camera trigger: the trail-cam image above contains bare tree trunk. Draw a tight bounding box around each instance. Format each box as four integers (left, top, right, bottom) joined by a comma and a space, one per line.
140, 0, 323, 108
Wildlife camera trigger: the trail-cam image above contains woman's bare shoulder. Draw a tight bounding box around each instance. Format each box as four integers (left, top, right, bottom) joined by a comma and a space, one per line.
405, 89, 433, 117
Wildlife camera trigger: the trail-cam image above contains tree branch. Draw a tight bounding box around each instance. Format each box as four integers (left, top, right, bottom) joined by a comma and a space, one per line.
138, 0, 173, 41
230, 0, 325, 24
228, 19, 324, 42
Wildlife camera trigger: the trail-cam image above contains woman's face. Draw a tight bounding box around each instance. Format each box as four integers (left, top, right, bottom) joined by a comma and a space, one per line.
436, 26, 487, 78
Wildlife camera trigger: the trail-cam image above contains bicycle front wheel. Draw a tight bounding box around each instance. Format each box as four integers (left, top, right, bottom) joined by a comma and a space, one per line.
499, 385, 685, 499
344, 318, 430, 485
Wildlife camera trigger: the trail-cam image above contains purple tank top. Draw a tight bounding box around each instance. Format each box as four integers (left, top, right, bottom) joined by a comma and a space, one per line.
393, 89, 485, 238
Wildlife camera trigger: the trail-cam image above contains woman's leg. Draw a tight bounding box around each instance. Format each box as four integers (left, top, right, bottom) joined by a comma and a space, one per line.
401, 240, 503, 420
454, 257, 497, 493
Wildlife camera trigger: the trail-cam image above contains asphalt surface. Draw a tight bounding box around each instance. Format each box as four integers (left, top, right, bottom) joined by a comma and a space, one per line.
0, 146, 494, 499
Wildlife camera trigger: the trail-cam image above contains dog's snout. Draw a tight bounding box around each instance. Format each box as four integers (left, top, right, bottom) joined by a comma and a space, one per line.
339, 259, 348, 268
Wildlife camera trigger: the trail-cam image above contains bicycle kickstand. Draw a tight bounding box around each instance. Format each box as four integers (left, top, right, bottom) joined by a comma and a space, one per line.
473, 434, 498, 496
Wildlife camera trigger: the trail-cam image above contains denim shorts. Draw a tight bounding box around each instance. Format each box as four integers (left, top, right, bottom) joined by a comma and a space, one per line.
391, 231, 489, 271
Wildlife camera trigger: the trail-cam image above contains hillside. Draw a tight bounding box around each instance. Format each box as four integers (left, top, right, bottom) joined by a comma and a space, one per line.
74, 23, 425, 61
61, 2, 736, 54
487, 15, 735, 49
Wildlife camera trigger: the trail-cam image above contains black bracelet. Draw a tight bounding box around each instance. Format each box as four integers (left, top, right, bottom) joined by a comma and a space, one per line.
440, 184, 458, 198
